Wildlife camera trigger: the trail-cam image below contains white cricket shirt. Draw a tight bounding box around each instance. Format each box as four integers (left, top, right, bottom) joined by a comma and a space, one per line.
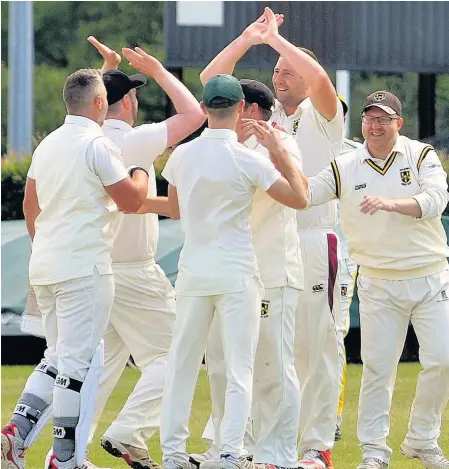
336, 138, 363, 260
102, 119, 168, 264
244, 133, 304, 290
28, 115, 129, 285
162, 128, 281, 296
271, 96, 344, 230
308, 135, 449, 280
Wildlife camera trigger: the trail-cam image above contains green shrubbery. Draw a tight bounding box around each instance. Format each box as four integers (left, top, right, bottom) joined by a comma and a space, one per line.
1, 155, 32, 220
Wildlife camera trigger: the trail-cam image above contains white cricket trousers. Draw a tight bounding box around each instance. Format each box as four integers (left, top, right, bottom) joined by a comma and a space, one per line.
88, 261, 176, 449
295, 229, 341, 453
337, 257, 357, 426
202, 287, 301, 467
30, 268, 113, 419
160, 277, 262, 466
357, 268, 449, 464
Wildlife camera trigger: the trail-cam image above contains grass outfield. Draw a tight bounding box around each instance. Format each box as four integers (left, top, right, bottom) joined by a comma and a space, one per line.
1, 364, 448, 469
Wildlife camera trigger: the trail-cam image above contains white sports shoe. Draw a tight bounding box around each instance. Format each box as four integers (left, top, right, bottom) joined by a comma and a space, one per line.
356, 457, 388, 469
163, 460, 198, 469
101, 436, 160, 469
190, 447, 216, 466
220, 455, 255, 469
47, 454, 77, 469
1, 423, 25, 469
44, 448, 111, 469
400, 443, 449, 469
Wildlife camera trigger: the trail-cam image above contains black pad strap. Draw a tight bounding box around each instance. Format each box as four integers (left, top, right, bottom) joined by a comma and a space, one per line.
54, 374, 82, 393
13, 404, 42, 424
53, 426, 76, 440
35, 362, 57, 380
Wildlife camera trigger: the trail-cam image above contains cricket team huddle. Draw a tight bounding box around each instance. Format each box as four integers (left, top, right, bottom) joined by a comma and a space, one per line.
2, 7, 449, 469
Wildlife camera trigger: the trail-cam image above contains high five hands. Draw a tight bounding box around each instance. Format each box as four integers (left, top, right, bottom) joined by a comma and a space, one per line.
88, 37, 163, 78
241, 7, 283, 46
88, 36, 121, 72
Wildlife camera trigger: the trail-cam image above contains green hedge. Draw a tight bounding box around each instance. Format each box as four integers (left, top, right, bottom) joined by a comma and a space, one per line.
1, 156, 32, 220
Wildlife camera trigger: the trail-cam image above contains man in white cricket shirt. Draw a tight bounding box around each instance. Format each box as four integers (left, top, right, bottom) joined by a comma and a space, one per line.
74, 40, 204, 469
1, 68, 149, 469
192, 80, 304, 469
159, 74, 308, 469
199, 9, 344, 469
307, 90, 449, 469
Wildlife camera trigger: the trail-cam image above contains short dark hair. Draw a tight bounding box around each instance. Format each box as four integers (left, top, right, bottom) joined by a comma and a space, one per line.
206, 102, 241, 119
244, 102, 272, 122
298, 47, 318, 62
63, 68, 104, 113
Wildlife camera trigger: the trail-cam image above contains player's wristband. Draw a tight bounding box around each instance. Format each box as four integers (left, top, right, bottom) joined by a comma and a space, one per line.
128, 166, 149, 178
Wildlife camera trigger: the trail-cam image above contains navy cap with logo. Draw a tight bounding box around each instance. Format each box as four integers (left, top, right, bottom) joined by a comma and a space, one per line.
103, 70, 147, 105
362, 90, 402, 117
202, 74, 244, 109
239, 79, 274, 111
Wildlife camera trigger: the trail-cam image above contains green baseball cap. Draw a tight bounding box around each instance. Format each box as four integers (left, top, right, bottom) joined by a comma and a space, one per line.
202, 74, 244, 109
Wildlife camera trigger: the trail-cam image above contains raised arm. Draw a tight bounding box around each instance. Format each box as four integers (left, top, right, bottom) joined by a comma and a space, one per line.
262, 8, 338, 121
199, 12, 284, 85
122, 47, 205, 147
87, 36, 121, 72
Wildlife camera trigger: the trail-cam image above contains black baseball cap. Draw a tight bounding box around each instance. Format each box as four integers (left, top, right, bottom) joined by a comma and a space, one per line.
103, 70, 147, 105
362, 90, 402, 117
202, 74, 244, 109
239, 79, 274, 111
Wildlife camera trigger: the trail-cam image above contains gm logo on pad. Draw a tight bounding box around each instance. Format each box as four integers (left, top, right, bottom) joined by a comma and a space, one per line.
312, 284, 324, 293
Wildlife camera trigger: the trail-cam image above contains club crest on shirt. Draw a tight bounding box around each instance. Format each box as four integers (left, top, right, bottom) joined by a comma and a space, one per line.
341, 284, 348, 298
261, 300, 270, 318
400, 167, 411, 185
292, 119, 300, 135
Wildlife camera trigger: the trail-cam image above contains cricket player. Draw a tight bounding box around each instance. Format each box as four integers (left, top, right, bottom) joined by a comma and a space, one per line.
307, 90, 449, 469
159, 74, 308, 469
334, 95, 363, 441
1, 68, 149, 469
199, 8, 344, 469
77, 40, 203, 469
193, 80, 304, 469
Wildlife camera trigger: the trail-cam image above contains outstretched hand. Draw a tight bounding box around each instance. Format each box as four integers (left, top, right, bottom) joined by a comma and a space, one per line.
87, 36, 121, 71
360, 196, 394, 215
122, 46, 164, 78
241, 9, 284, 46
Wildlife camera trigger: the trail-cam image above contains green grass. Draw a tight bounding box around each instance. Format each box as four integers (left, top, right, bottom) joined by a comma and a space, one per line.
2, 364, 448, 469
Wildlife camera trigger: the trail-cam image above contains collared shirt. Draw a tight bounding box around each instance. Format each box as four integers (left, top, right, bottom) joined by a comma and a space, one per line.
28, 115, 128, 285
162, 127, 281, 296
271, 96, 345, 230
308, 134, 449, 279
102, 119, 168, 264
244, 132, 304, 290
